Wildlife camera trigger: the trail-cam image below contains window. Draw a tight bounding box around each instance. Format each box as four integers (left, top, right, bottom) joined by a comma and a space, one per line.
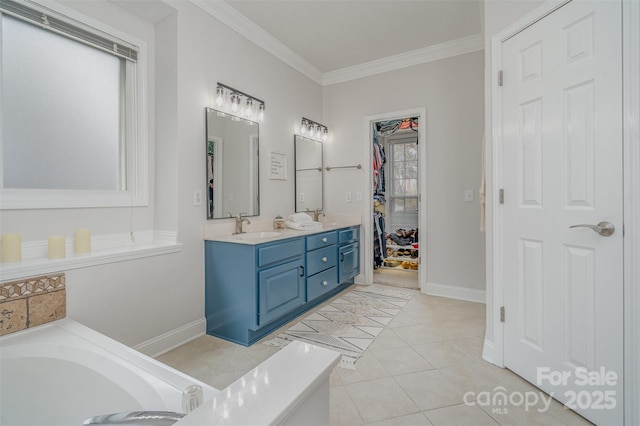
389, 138, 419, 231
0, 0, 147, 208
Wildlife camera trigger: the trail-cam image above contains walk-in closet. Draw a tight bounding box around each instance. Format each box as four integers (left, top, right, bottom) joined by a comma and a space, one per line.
372, 117, 420, 289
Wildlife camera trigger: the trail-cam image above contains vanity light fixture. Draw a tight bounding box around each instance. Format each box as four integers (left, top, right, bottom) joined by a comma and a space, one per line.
299, 117, 328, 142
215, 83, 266, 123
215, 86, 225, 107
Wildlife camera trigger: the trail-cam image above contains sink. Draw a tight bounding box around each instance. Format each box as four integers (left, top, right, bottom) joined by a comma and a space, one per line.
235, 231, 283, 240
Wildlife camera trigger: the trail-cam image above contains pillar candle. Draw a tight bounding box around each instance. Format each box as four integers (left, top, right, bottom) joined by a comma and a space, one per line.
75, 228, 91, 254
48, 236, 66, 260
1, 234, 22, 263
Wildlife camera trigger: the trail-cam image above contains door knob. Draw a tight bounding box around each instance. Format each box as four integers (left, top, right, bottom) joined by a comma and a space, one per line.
569, 221, 615, 237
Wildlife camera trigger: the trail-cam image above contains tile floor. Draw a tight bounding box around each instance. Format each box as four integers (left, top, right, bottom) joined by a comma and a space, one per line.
156, 284, 592, 425
373, 268, 419, 289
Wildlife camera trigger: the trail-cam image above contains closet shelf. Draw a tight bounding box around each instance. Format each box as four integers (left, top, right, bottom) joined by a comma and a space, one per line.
386, 256, 418, 263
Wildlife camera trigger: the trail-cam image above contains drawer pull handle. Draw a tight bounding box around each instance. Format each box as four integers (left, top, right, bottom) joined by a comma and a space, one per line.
321, 237, 328, 243
322, 256, 328, 262
299, 266, 305, 277
322, 280, 328, 286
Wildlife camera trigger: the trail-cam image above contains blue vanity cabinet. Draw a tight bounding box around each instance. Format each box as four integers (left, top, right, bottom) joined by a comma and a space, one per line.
306, 231, 339, 301
205, 238, 305, 346
338, 226, 360, 284
204, 225, 361, 346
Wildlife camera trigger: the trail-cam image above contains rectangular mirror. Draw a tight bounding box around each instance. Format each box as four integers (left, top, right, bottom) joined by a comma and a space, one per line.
206, 108, 259, 219
294, 135, 323, 212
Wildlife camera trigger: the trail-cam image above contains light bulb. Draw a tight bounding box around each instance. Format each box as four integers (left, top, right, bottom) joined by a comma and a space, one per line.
258, 104, 265, 122
300, 120, 307, 134
216, 87, 224, 107
230, 94, 239, 112
322, 128, 328, 141
244, 98, 253, 118
308, 124, 314, 137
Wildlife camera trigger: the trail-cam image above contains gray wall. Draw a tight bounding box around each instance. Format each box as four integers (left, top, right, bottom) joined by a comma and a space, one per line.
323, 51, 486, 291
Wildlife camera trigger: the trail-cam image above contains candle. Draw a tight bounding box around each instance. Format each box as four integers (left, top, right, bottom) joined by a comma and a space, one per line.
75, 228, 91, 254
48, 236, 66, 260
1, 234, 22, 263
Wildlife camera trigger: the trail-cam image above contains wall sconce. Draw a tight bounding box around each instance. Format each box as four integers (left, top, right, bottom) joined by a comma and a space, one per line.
215, 83, 265, 123
299, 117, 328, 141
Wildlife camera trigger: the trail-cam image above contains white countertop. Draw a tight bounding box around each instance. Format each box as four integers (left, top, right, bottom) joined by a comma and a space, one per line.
203, 214, 361, 245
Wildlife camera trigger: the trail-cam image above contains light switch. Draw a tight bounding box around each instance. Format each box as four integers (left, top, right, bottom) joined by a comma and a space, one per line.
346, 192, 352, 202
464, 189, 474, 202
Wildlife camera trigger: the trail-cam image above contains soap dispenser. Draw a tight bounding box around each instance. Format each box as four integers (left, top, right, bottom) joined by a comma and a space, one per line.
273, 214, 285, 230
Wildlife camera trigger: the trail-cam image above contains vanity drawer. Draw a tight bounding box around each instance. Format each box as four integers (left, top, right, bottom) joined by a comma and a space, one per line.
257, 238, 304, 269
307, 267, 338, 301
306, 231, 337, 251
306, 245, 337, 276
338, 227, 359, 245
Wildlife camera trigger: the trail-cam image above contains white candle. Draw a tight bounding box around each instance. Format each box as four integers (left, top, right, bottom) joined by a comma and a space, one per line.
75, 228, 91, 254
48, 236, 66, 260
1, 234, 22, 263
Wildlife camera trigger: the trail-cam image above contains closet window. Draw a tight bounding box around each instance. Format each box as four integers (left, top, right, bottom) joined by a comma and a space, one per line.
389, 139, 418, 230
0, 0, 147, 208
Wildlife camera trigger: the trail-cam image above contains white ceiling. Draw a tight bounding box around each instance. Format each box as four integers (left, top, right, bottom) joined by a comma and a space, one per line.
223, 0, 484, 73
111, 0, 484, 85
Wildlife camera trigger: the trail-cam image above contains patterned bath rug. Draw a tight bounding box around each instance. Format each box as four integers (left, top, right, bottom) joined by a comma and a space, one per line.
264, 286, 413, 369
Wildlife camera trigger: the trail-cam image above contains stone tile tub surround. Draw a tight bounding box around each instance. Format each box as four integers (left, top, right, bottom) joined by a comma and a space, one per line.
0, 273, 66, 336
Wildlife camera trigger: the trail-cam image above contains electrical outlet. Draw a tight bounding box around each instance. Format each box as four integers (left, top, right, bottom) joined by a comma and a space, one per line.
346, 192, 352, 202
299, 192, 305, 202
356, 191, 363, 202
464, 189, 474, 202
193, 190, 202, 206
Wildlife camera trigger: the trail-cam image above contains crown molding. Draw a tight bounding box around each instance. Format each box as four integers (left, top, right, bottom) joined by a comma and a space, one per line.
191, 1, 483, 87
322, 33, 484, 86
191, 0, 324, 84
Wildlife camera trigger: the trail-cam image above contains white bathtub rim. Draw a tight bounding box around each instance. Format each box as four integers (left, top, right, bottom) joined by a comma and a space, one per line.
0, 319, 218, 409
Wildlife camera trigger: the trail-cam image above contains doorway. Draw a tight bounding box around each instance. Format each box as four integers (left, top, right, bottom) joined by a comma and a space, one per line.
362, 108, 427, 292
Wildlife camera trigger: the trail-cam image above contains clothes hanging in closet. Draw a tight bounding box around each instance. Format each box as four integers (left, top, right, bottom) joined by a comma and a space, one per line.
373, 212, 387, 268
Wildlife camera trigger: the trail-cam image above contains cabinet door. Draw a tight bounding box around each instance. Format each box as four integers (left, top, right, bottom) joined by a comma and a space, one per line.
338, 242, 360, 283
258, 258, 305, 327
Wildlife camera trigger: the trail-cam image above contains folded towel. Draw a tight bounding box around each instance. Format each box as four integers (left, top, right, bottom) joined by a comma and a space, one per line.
285, 220, 323, 231
288, 212, 313, 223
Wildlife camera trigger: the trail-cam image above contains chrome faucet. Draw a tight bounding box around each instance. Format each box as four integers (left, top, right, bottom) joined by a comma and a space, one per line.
234, 213, 251, 234
313, 208, 325, 222
84, 411, 184, 425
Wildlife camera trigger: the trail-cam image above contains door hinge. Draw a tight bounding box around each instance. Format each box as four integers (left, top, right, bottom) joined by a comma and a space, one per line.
500, 306, 505, 322
498, 70, 503, 87
499, 189, 504, 204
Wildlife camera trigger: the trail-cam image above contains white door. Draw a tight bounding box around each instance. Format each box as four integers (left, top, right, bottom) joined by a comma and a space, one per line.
501, 1, 623, 424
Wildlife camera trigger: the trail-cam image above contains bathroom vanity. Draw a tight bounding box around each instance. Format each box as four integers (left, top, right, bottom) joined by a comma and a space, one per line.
204, 225, 360, 345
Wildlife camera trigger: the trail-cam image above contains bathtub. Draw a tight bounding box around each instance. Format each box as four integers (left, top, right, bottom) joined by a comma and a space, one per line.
0, 318, 339, 425
0, 318, 217, 425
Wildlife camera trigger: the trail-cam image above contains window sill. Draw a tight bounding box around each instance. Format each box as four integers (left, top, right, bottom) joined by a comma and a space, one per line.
0, 231, 182, 282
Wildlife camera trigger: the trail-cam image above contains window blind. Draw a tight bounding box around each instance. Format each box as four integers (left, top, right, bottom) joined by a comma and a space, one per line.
0, 0, 138, 61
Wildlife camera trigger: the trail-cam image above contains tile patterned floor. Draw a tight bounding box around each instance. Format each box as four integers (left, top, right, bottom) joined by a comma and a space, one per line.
156, 284, 592, 425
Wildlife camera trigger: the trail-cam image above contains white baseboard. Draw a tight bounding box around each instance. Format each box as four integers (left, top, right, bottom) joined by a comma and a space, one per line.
423, 281, 486, 304
482, 339, 500, 366
134, 318, 206, 358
